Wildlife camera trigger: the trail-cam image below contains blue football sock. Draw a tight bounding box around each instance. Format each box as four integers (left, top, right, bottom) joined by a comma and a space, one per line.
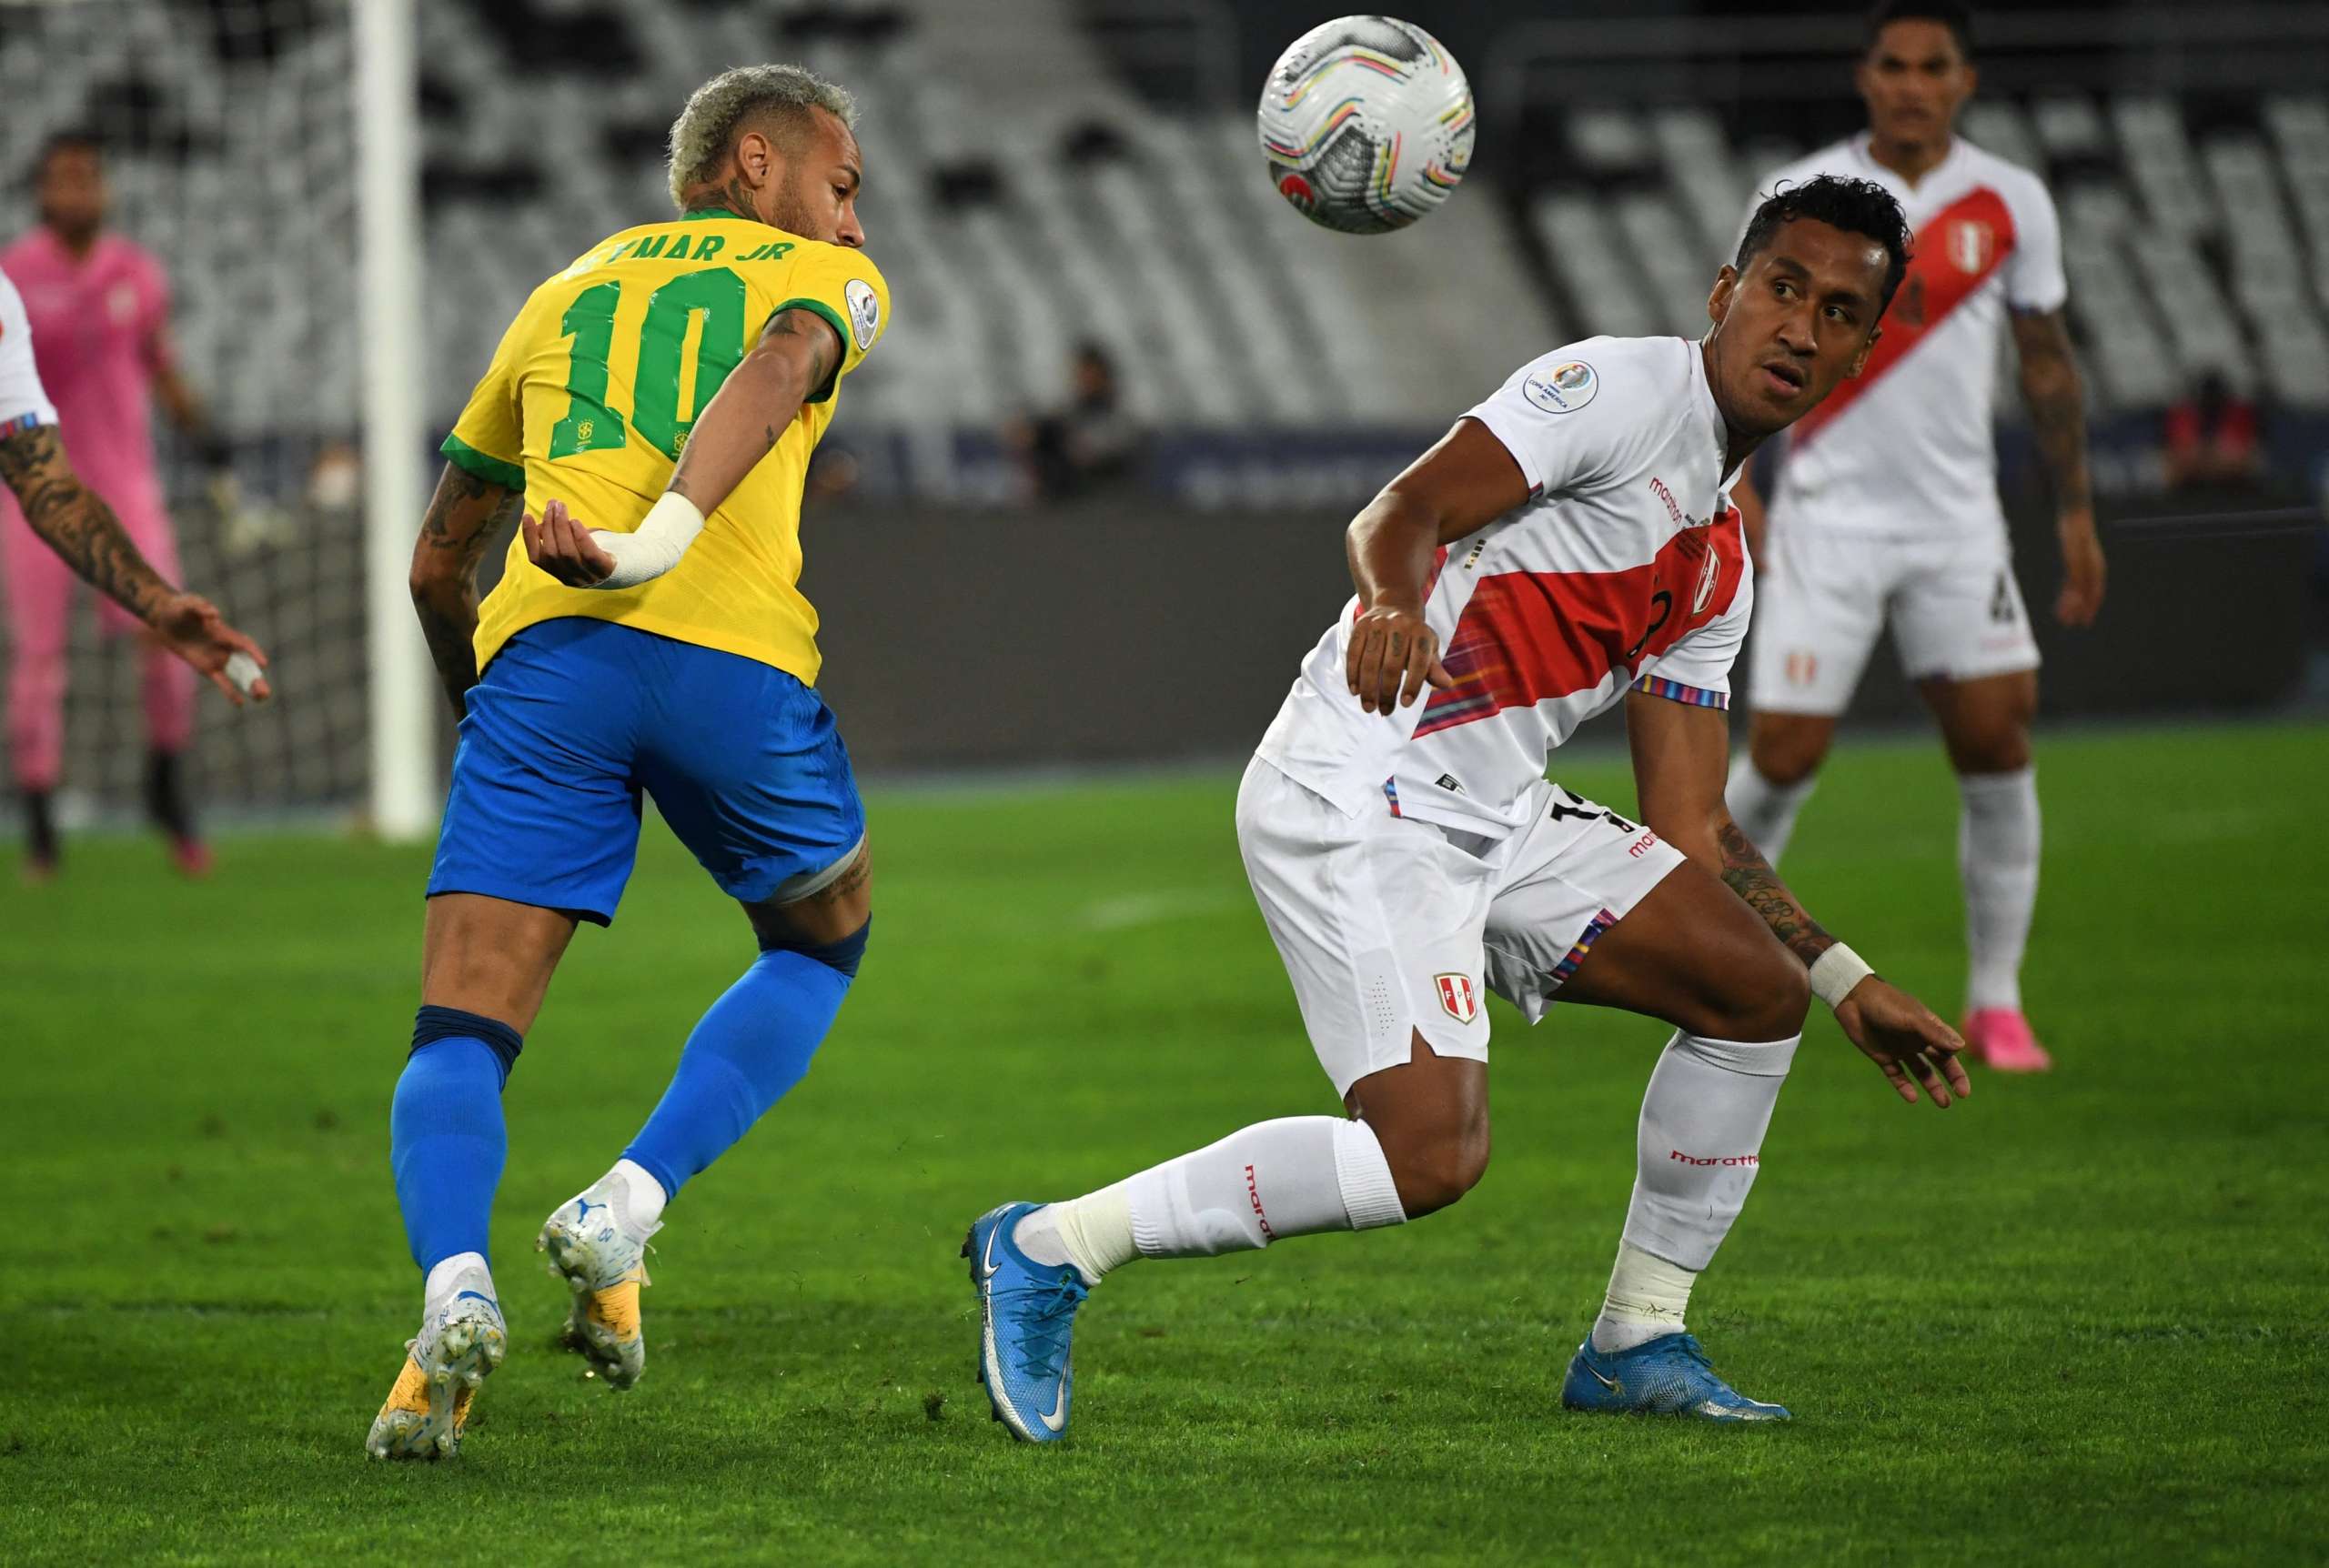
622, 932, 861, 1203
391, 1007, 521, 1274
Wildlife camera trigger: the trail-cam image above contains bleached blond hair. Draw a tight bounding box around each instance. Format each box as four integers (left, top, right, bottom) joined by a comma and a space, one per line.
666, 65, 857, 212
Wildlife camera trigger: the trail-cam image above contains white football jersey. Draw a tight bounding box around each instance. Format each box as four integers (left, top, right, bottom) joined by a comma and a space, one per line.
1257, 335, 1752, 839
1749, 135, 2065, 538
0, 266, 59, 437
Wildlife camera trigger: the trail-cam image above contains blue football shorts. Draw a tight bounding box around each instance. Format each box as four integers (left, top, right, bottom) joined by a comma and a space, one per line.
426, 617, 865, 925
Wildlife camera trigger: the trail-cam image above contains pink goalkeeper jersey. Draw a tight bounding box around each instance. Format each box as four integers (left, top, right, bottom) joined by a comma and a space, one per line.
0, 227, 172, 518
1257, 334, 1752, 839
0, 268, 58, 434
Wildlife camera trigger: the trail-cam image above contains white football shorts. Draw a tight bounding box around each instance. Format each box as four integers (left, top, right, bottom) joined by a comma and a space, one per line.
1235, 756, 1687, 1097
1748, 520, 2041, 719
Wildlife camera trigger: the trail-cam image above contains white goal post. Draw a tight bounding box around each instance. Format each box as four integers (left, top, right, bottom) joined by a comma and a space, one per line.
353, 0, 435, 841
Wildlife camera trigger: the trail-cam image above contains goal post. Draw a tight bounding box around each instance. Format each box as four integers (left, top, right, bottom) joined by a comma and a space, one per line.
353, 0, 435, 841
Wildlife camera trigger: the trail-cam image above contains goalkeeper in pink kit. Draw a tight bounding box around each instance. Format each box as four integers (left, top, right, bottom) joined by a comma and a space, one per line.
2, 132, 240, 875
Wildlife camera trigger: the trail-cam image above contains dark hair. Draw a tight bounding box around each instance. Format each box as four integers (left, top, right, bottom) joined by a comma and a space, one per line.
1735, 175, 1913, 317
34, 128, 103, 178
1866, 1, 1974, 58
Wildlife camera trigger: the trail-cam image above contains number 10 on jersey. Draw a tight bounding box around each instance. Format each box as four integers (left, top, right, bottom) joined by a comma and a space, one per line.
549, 266, 747, 462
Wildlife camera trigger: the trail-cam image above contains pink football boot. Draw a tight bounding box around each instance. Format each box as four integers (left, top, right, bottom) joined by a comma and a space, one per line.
1963, 1007, 2052, 1072
168, 835, 215, 878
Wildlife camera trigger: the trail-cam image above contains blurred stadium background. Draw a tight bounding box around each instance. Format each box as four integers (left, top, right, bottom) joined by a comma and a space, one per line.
0, 0, 2323, 833
6, 6, 2327, 1560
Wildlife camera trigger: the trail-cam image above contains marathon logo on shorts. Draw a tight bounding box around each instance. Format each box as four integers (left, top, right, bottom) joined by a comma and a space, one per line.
1435, 972, 1480, 1025
1669, 1149, 1759, 1167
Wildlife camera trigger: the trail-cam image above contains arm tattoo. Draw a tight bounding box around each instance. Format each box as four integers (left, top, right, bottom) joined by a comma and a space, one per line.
417, 465, 492, 549
2014, 310, 2092, 514
766, 307, 841, 398
410, 463, 520, 719
415, 598, 483, 721
0, 425, 171, 621
667, 312, 831, 508
1716, 816, 1836, 968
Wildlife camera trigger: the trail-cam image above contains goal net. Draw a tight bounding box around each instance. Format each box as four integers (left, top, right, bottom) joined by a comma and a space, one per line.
0, 0, 378, 825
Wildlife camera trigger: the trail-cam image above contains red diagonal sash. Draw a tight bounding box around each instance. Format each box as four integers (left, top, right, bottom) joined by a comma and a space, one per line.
1413, 511, 1748, 737
1790, 185, 2016, 447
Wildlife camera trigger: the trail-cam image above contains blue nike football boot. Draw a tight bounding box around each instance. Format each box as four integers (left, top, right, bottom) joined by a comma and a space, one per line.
963, 1201, 1089, 1442
1560, 1332, 1791, 1422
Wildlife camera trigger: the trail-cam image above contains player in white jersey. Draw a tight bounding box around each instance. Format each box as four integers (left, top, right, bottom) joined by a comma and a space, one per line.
1724, 1, 2106, 1073
963, 176, 1971, 1442
0, 267, 267, 808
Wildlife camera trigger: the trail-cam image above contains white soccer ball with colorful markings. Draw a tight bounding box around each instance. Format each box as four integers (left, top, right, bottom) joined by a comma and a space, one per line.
1256, 15, 1476, 235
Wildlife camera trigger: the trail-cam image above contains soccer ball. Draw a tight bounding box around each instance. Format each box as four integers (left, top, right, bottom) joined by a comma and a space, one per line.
1256, 15, 1476, 235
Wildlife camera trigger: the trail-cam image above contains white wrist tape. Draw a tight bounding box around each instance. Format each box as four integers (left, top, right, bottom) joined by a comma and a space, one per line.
586, 491, 705, 589
1808, 942, 1875, 1010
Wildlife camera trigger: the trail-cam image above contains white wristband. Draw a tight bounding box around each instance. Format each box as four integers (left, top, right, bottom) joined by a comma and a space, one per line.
1808, 942, 1875, 1010
586, 490, 705, 589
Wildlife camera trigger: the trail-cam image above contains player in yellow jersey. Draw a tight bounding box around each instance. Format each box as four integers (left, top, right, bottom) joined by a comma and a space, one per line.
368, 65, 888, 1461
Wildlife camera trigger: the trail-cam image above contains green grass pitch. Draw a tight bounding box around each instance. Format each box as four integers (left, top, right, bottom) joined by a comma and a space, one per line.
5, 721, 2325, 1565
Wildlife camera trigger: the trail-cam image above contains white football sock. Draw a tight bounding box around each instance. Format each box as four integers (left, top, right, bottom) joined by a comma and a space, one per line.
1618, 1030, 1798, 1280
1131, 1114, 1406, 1255
1590, 1241, 1699, 1353
1958, 767, 2040, 1013
1013, 1183, 1136, 1284
423, 1251, 492, 1312
1021, 1116, 1406, 1282
606, 1157, 669, 1229
1724, 756, 1817, 868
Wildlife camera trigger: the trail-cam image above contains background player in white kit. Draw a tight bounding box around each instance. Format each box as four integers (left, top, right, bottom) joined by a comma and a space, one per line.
963, 176, 1970, 1442
0, 267, 267, 777
1724, 2, 2106, 1073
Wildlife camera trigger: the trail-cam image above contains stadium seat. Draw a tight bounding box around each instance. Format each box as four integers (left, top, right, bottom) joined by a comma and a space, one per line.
1530, 191, 1662, 342
13, 0, 2329, 457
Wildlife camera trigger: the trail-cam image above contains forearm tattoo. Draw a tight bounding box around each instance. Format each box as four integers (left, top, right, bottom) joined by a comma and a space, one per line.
2018, 312, 2092, 515
411, 466, 518, 719
415, 588, 482, 720
0, 425, 170, 620
1717, 816, 1835, 968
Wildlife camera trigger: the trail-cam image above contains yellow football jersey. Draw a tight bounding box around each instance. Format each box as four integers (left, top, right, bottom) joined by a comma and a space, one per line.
441, 210, 888, 684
